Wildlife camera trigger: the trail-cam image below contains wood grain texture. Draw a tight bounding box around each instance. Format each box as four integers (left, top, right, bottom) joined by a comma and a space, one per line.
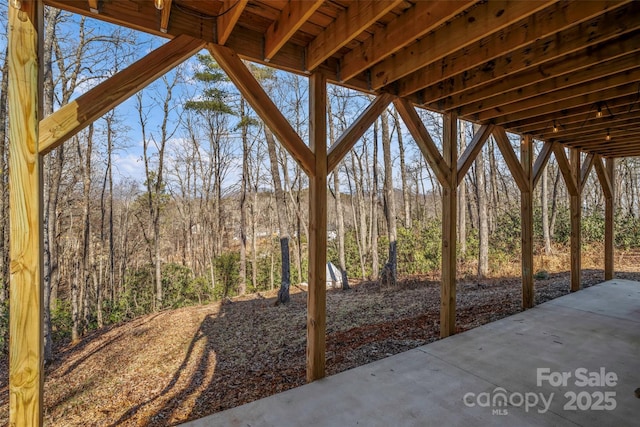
39, 34, 204, 154
306, 0, 401, 71
604, 158, 615, 280
521, 136, 534, 309
307, 72, 327, 382
370, 0, 553, 89
327, 93, 393, 172
159, 0, 173, 34
217, 0, 247, 44
8, 1, 44, 425
440, 112, 457, 338
393, 98, 449, 187
264, 0, 322, 61
339, 1, 473, 82
208, 43, 315, 176
552, 144, 579, 197
570, 149, 582, 292
493, 127, 528, 193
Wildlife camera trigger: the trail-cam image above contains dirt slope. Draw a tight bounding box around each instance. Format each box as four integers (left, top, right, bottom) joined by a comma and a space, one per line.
1, 269, 638, 426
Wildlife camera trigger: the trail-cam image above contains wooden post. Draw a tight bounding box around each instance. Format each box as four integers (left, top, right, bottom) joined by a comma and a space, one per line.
521, 135, 534, 309
604, 158, 615, 280
8, 1, 44, 425
307, 72, 327, 382
441, 112, 457, 338
570, 149, 581, 292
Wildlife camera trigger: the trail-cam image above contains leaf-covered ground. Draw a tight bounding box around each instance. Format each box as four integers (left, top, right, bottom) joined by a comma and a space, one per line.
2, 267, 640, 426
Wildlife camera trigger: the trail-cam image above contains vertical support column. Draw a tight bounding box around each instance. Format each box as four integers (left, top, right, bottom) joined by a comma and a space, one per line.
307, 72, 327, 382
521, 136, 534, 309
441, 112, 457, 338
8, 1, 44, 425
604, 158, 615, 280
570, 149, 581, 292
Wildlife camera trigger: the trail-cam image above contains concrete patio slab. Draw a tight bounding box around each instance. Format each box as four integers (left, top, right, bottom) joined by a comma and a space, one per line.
183, 279, 640, 427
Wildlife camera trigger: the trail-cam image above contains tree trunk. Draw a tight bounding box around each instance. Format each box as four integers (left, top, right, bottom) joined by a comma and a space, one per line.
265, 127, 291, 304
328, 101, 349, 290
393, 108, 412, 228
238, 98, 249, 295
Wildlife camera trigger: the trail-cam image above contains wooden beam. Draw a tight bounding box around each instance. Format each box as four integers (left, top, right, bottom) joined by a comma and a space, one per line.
306, 0, 401, 71
593, 154, 613, 200
437, 31, 640, 111
510, 94, 640, 133
604, 157, 615, 280
441, 112, 457, 338
468, 67, 640, 120
264, 0, 323, 61
456, 51, 640, 118
400, 0, 634, 98
217, 0, 248, 45
521, 135, 534, 309
552, 144, 579, 197
8, 1, 44, 425
493, 127, 528, 193
159, 0, 173, 34
580, 153, 595, 190
88, 0, 98, 13
339, 1, 473, 82
535, 114, 640, 141
307, 71, 327, 382
208, 44, 315, 176
498, 81, 640, 127
369, 0, 554, 89
393, 98, 450, 187
570, 148, 581, 292
327, 93, 393, 172
532, 141, 554, 188
39, 34, 204, 154
456, 124, 493, 185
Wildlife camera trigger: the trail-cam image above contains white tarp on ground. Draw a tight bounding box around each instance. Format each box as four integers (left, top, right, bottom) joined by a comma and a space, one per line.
326, 262, 345, 289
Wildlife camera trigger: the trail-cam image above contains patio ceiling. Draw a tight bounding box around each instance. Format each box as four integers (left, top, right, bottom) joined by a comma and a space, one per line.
43, 0, 640, 157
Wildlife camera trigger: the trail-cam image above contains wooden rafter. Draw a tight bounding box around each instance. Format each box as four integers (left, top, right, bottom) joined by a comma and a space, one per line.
456, 51, 640, 118
217, 0, 248, 45
498, 81, 640, 127
493, 127, 528, 193
208, 44, 315, 176
88, 0, 98, 14
39, 35, 205, 155
436, 31, 640, 111
369, 0, 554, 90
339, 1, 473, 82
399, 0, 633, 98
306, 0, 401, 71
509, 94, 640, 133
159, 0, 173, 34
327, 93, 394, 172
393, 99, 449, 187
456, 124, 493, 185
264, 0, 323, 61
